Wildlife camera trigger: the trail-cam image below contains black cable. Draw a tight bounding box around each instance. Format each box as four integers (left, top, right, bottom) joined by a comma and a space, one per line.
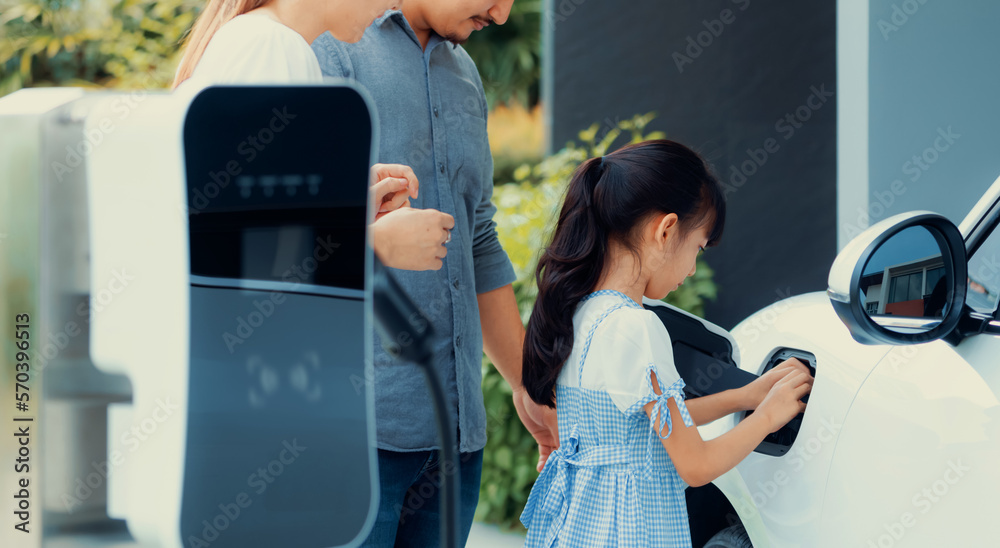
372, 258, 459, 548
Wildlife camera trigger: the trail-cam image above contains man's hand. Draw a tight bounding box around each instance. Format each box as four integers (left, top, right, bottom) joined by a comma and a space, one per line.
370, 163, 419, 220
512, 388, 559, 472
740, 358, 812, 411
372, 208, 454, 271
477, 285, 558, 472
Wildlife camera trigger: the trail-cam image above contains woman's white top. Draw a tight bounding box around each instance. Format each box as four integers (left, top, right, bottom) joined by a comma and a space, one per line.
179, 12, 323, 89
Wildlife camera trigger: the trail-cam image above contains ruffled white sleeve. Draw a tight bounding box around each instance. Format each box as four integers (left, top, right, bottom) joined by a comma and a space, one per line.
585, 310, 695, 437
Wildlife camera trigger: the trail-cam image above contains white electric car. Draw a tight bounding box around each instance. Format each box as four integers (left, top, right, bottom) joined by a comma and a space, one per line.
645, 176, 1000, 547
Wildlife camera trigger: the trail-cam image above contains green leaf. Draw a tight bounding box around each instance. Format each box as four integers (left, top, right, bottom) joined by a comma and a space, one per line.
46, 37, 60, 58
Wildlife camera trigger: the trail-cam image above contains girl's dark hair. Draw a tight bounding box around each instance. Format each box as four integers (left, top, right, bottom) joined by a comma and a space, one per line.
522, 139, 725, 407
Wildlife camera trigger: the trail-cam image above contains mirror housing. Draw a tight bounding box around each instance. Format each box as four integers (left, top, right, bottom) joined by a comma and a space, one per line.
828, 212, 967, 345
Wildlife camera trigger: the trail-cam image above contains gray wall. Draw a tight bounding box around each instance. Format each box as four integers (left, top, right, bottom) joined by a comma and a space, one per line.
546, 0, 838, 329
861, 0, 1000, 234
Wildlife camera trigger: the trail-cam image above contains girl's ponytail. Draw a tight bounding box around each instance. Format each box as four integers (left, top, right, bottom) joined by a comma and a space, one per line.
523, 157, 610, 407
522, 140, 726, 408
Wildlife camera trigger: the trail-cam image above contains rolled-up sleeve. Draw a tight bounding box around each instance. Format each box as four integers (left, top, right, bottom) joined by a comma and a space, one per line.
472, 178, 516, 293
469, 78, 516, 294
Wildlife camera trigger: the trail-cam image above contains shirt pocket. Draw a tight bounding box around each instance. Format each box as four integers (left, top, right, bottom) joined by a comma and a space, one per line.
447, 110, 489, 198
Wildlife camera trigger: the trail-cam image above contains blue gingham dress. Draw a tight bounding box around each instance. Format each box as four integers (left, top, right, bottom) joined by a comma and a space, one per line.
521, 290, 695, 547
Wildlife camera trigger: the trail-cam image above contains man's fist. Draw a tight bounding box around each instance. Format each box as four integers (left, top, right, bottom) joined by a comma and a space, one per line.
372, 208, 455, 271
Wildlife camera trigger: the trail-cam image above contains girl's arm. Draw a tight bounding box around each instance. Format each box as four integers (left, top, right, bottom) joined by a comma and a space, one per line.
683, 358, 812, 426
683, 390, 747, 426
645, 370, 811, 488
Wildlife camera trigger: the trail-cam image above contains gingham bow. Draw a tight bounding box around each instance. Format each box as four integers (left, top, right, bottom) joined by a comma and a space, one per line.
641, 365, 694, 440
636, 366, 694, 480
520, 424, 632, 547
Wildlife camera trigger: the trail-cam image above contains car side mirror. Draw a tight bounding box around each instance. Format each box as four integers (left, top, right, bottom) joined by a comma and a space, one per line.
828, 212, 968, 345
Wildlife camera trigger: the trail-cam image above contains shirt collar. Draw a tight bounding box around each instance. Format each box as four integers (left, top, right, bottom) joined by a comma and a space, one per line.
379, 9, 458, 51
374, 9, 401, 27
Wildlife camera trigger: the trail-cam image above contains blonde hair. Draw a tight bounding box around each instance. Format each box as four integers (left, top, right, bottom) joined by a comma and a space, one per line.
173, 0, 270, 88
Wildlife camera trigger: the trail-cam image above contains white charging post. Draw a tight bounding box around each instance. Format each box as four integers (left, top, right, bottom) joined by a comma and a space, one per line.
84, 83, 380, 548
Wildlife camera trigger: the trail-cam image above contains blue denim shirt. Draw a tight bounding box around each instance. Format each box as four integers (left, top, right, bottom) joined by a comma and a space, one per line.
312, 11, 516, 453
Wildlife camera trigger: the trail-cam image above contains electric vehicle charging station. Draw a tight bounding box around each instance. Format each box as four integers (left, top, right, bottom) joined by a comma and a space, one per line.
1, 83, 387, 547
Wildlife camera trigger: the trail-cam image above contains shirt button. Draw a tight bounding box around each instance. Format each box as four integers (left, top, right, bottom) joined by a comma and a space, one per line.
452, 278, 460, 289
439, 163, 445, 174
456, 335, 462, 348
433, 107, 440, 117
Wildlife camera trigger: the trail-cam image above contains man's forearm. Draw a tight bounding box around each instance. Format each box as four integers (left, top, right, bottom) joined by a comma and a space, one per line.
477, 283, 525, 388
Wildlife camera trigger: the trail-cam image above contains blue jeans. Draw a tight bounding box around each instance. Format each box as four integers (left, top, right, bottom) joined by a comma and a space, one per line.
361, 448, 484, 547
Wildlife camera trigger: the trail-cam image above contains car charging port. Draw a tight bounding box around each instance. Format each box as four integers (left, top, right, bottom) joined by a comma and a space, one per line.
747, 348, 817, 457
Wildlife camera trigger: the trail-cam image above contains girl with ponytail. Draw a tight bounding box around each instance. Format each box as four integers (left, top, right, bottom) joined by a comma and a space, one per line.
520, 140, 814, 546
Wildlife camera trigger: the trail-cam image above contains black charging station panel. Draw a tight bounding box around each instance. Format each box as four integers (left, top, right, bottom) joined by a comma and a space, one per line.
179, 86, 376, 548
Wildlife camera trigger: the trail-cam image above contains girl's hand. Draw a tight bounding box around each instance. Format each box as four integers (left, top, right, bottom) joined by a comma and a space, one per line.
756, 370, 813, 433
740, 358, 811, 411
370, 163, 419, 220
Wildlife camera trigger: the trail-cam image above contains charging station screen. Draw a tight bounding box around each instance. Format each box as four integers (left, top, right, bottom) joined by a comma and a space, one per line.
183, 86, 371, 291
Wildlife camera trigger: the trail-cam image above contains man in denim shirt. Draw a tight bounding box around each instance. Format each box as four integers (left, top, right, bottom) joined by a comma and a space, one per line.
313, 1, 557, 545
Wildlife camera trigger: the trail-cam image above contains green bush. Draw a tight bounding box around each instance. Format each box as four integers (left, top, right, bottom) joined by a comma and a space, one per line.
477, 114, 719, 529
0, 0, 198, 96
0, 0, 540, 102
463, 0, 541, 108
